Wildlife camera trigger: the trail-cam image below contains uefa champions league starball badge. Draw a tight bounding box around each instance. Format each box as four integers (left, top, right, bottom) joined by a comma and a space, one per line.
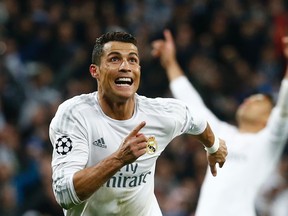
146, 136, 157, 154
55, 135, 73, 155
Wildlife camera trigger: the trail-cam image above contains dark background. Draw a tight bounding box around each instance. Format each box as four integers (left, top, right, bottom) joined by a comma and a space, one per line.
0, 0, 287, 215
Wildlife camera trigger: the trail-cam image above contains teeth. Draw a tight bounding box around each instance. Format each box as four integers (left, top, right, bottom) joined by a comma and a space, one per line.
117, 83, 130, 86
117, 77, 131, 82
115, 77, 133, 86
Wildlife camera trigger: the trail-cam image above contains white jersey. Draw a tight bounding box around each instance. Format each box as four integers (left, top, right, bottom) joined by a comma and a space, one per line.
170, 76, 288, 216
49, 92, 207, 216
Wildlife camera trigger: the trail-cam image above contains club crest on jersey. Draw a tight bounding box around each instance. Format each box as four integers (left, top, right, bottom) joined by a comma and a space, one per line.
146, 136, 157, 154
55, 135, 73, 155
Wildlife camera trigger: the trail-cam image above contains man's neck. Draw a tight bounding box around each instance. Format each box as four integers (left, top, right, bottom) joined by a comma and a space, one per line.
98, 95, 135, 120
238, 122, 265, 133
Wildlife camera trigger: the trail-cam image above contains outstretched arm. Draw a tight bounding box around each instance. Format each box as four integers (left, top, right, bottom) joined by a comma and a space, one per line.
151, 29, 184, 81
276, 36, 288, 116
152, 29, 224, 131
152, 30, 228, 176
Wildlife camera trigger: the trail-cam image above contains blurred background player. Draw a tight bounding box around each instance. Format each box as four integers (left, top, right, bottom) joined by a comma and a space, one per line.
152, 29, 288, 216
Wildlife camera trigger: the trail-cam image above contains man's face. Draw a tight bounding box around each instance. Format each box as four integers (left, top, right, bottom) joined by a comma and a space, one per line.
236, 94, 273, 125
94, 41, 141, 102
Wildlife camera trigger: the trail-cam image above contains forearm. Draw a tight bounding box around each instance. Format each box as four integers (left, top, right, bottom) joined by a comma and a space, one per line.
276, 78, 288, 117
194, 122, 217, 149
170, 76, 222, 132
52, 153, 125, 209
164, 58, 184, 81
278, 36, 288, 115
170, 76, 205, 108
73, 153, 124, 201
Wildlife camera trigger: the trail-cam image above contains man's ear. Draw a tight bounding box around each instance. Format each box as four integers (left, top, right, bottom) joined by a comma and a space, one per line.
89, 64, 99, 79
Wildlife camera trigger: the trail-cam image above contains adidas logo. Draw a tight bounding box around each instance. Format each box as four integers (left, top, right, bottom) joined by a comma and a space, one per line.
92, 138, 107, 148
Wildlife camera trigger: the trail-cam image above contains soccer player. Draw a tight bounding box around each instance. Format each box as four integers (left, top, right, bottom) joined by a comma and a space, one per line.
49, 31, 228, 216
152, 29, 288, 216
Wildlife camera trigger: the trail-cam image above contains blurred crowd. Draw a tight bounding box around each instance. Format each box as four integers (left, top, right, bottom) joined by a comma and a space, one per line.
0, 0, 287, 215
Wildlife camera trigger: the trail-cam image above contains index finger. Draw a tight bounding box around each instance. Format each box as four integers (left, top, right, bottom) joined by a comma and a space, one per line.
127, 121, 146, 138
163, 29, 174, 44
209, 164, 217, 177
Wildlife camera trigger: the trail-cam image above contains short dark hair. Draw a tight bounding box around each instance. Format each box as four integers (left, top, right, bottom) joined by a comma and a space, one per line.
91, 31, 138, 65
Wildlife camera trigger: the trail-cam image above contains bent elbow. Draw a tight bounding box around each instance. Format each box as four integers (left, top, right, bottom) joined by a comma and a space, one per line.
53, 175, 82, 210
58, 199, 76, 210
54, 186, 82, 210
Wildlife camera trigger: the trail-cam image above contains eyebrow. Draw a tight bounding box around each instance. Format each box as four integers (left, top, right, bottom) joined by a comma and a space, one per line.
107, 51, 139, 57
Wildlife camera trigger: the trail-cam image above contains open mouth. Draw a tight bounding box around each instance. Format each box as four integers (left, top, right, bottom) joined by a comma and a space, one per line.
115, 77, 133, 86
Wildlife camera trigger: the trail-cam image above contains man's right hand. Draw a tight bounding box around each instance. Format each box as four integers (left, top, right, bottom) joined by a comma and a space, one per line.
116, 121, 148, 165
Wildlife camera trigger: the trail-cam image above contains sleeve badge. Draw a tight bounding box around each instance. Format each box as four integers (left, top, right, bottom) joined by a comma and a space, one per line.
55, 135, 73, 155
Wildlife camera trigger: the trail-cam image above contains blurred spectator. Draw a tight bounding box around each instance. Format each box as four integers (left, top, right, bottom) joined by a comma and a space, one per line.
0, 0, 287, 215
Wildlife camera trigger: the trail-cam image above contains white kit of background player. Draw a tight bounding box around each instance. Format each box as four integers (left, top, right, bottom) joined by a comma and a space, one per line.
153, 29, 288, 216
169, 76, 288, 216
